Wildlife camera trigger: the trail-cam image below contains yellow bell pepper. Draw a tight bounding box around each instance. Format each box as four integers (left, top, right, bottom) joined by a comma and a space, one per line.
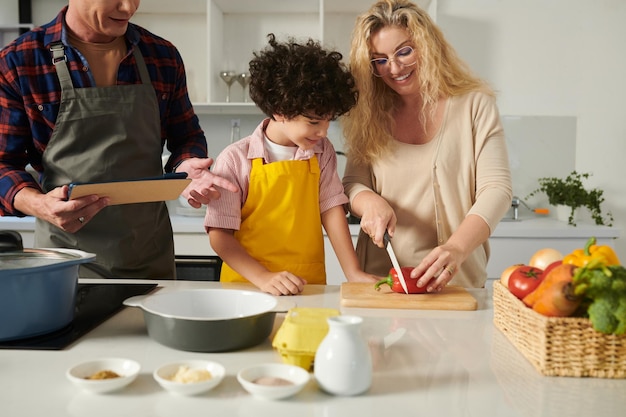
563, 236, 620, 268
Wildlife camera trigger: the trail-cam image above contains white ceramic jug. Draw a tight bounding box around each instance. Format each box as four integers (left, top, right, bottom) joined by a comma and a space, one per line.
314, 315, 372, 396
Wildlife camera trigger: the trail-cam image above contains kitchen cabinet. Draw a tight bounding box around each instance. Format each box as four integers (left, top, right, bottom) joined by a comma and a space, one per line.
132, 0, 436, 114
324, 226, 360, 285
171, 216, 358, 285
1, 216, 620, 284
3, 0, 435, 113
0, 215, 213, 258
0, 0, 32, 48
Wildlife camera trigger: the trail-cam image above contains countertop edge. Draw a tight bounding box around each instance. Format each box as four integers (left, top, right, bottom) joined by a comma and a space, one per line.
0, 215, 620, 239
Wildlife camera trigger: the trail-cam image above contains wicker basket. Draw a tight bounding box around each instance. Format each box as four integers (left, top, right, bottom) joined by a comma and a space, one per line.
492, 280, 626, 378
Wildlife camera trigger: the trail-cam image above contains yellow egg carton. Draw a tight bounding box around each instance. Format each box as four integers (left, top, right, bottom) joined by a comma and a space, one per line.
272, 307, 340, 371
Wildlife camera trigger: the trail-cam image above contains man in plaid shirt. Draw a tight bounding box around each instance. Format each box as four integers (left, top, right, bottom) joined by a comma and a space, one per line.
0, 1, 236, 278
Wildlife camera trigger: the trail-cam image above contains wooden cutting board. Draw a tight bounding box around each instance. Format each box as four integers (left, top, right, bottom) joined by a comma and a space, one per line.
340, 282, 477, 311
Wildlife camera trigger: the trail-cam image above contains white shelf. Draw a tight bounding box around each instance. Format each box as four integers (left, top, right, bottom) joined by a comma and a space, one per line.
213, 0, 319, 14
0, 24, 33, 31
192, 102, 261, 115
136, 0, 206, 14
0, 24, 33, 48
134, 0, 437, 108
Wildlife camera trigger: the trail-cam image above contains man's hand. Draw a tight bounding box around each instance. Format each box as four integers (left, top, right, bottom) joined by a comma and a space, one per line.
176, 157, 239, 208
14, 186, 109, 232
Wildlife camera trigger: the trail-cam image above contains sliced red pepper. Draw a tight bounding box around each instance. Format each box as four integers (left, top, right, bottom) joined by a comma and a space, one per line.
374, 267, 428, 294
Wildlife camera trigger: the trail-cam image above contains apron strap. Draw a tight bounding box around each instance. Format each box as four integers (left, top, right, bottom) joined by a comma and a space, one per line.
308, 155, 320, 174
49, 42, 75, 97
132, 47, 152, 85
50, 42, 152, 93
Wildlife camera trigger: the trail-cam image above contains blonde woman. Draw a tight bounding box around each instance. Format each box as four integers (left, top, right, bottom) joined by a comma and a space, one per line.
342, 0, 512, 290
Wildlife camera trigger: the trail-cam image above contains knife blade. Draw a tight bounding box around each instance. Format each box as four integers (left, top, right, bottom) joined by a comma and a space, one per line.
383, 231, 409, 294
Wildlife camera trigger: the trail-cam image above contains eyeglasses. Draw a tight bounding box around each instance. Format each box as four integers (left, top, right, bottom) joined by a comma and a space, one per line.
370, 46, 416, 77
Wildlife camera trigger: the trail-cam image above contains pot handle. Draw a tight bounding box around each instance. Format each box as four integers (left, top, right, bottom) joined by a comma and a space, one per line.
123, 294, 149, 308
0, 230, 24, 252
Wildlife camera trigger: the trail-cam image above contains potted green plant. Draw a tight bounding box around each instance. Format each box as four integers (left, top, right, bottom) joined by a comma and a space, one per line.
526, 171, 613, 226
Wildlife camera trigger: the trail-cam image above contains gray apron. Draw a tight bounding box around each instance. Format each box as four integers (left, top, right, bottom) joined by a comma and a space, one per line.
35, 42, 176, 279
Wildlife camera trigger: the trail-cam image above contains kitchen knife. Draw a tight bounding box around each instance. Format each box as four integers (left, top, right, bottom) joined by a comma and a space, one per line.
383, 231, 409, 294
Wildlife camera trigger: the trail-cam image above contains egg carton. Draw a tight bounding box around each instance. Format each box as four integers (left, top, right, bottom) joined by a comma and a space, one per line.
272, 307, 340, 371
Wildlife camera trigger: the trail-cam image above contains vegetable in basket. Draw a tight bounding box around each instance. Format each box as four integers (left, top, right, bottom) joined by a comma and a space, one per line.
572, 261, 626, 335
563, 236, 620, 268
522, 263, 581, 317
507, 265, 543, 300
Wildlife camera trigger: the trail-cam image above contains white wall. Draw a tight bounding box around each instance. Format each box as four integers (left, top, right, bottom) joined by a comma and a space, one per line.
437, 0, 626, 258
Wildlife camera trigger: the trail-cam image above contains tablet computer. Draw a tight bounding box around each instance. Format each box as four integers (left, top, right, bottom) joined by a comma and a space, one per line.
67, 173, 191, 206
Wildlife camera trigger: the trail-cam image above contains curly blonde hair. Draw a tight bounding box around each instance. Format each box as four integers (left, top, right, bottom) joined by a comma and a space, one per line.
343, 0, 494, 165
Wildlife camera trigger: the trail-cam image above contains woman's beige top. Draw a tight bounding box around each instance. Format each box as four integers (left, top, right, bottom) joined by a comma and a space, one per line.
343, 91, 512, 287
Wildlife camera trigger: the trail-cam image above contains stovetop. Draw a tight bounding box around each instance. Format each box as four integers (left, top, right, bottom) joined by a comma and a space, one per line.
0, 283, 157, 350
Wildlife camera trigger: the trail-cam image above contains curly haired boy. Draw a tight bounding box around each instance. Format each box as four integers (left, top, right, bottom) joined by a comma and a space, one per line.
205, 34, 380, 295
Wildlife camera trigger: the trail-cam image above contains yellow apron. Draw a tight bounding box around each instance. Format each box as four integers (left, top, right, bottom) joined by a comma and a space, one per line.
220, 156, 326, 284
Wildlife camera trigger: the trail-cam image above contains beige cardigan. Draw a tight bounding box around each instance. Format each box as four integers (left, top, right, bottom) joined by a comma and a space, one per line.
343, 91, 512, 287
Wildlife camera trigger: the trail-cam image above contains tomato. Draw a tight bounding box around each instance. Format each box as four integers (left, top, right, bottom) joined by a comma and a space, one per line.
508, 265, 544, 300
500, 264, 524, 288
542, 260, 562, 279
528, 248, 563, 270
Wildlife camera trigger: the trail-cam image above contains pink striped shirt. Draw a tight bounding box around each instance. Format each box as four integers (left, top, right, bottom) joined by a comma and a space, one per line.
204, 119, 348, 231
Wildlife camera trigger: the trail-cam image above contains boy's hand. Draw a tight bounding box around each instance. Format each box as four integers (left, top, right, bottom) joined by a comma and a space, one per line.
258, 271, 307, 296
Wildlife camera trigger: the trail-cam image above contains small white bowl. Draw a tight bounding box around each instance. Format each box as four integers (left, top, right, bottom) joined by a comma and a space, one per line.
237, 363, 310, 401
154, 360, 225, 396
66, 358, 140, 394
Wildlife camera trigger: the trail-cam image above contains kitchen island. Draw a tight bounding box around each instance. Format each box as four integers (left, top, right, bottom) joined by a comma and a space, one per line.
0, 280, 624, 417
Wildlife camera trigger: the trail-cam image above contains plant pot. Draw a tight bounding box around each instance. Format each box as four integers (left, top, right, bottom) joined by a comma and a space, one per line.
555, 205, 586, 225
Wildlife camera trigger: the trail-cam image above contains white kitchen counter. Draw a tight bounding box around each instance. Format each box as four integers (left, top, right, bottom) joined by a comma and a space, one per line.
492, 217, 619, 239
167, 214, 621, 238
0, 280, 624, 417
0, 214, 216, 255
2, 214, 619, 244
3, 214, 619, 239
1, 214, 620, 281
0, 213, 208, 235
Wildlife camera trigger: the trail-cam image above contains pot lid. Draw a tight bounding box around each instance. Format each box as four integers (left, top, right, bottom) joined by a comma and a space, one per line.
0, 230, 92, 270
0, 248, 84, 270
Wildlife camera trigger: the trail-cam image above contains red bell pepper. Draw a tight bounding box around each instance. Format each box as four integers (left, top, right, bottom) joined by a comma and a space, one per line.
374, 267, 428, 294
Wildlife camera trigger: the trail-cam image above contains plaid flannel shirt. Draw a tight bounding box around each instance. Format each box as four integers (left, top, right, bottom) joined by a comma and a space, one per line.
0, 6, 207, 215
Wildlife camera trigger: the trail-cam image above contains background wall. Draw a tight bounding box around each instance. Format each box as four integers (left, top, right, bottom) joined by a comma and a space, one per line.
436, 0, 625, 257
199, 1, 626, 259
1, 0, 624, 257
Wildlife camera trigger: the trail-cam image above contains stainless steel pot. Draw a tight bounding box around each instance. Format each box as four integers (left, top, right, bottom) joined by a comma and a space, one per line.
123, 288, 278, 352
0, 230, 96, 341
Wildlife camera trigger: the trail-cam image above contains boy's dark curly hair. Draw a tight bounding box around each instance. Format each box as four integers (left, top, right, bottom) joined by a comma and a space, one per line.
249, 33, 358, 120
